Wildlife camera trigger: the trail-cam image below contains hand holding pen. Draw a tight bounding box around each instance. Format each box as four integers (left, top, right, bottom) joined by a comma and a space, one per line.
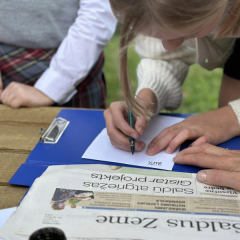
104, 101, 147, 152
104, 89, 157, 154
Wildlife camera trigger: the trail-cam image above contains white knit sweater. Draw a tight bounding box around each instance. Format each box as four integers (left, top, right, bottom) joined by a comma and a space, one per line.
135, 34, 240, 126
135, 0, 240, 127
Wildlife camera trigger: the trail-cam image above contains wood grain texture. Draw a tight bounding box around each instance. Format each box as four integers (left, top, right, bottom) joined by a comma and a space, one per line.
0, 105, 62, 209
0, 105, 61, 124
0, 153, 29, 184
0, 185, 28, 209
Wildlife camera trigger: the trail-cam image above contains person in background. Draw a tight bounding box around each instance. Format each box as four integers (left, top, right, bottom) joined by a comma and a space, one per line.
104, 0, 240, 191
0, 0, 117, 108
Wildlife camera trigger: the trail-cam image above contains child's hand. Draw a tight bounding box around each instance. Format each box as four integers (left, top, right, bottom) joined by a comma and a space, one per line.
173, 144, 240, 191
104, 89, 158, 152
104, 101, 147, 152
0, 82, 54, 108
147, 106, 240, 156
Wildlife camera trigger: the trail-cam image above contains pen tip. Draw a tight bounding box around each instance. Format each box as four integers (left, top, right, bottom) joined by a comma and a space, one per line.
131, 147, 135, 155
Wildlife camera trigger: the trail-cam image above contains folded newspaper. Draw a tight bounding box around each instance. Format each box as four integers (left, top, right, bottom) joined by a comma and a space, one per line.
1, 164, 240, 240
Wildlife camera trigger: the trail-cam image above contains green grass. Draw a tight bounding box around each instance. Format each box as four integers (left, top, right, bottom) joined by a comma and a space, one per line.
103, 33, 223, 114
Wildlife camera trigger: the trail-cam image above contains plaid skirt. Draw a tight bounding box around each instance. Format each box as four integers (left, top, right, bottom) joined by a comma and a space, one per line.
0, 43, 106, 108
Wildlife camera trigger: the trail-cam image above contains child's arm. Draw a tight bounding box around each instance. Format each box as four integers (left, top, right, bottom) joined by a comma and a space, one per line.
146, 105, 240, 156
0, 0, 117, 108
0, 81, 54, 108
135, 35, 196, 114
135, 36, 240, 156
104, 36, 196, 152
34, 0, 117, 105
145, 75, 240, 156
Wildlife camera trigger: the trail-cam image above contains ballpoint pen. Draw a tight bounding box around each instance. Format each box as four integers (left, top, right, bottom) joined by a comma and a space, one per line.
128, 109, 135, 155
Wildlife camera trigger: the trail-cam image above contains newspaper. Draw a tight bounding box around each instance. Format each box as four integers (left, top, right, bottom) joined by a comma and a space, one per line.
1, 164, 240, 240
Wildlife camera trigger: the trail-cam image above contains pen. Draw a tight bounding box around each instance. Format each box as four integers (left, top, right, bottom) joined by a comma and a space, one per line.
128, 110, 135, 155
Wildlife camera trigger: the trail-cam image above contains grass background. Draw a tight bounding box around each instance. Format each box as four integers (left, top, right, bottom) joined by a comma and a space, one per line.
103, 32, 223, 114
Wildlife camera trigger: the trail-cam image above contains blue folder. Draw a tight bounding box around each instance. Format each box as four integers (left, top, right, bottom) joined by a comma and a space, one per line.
9, 109, 240, 187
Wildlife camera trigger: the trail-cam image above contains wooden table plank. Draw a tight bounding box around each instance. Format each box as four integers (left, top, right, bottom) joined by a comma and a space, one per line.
0, 185, 28, 209
0, 105, 61, 124
0, 125, 43, 152
0, 105, 62, 209
0, 153, 29, 184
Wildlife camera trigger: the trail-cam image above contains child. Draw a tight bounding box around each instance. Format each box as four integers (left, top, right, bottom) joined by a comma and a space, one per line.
0, 0, 117, 108
104, 0, 240, 190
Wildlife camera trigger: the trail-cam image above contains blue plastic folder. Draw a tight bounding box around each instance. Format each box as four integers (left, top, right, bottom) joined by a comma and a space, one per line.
9, 109, 240, 187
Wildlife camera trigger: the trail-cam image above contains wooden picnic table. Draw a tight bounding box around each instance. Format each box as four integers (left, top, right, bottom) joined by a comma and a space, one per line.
0, 105, 62, 209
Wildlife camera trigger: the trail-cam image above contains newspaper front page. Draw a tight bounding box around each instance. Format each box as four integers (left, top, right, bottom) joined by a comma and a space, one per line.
1, 165, 240, 240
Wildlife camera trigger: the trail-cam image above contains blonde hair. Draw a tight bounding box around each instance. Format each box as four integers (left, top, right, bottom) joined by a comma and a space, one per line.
109, 0, 240, 120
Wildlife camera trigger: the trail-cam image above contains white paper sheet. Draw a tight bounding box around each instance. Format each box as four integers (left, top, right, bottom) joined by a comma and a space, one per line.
82, 115, 184, 170
0, 207, 16, 230
0, 207, 17, 240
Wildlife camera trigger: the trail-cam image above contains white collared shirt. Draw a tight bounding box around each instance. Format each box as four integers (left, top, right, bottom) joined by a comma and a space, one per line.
34, 0, 117, 104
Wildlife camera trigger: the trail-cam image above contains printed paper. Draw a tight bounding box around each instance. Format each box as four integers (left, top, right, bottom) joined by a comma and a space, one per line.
1, 165, 240, 240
